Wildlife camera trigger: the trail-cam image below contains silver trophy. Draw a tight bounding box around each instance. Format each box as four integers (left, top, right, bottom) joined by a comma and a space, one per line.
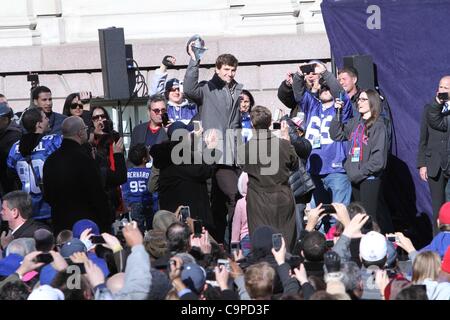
186, 34, 207, 61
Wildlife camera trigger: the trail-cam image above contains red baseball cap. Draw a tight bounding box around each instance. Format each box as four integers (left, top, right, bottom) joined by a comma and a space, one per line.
438, 202, 450, 225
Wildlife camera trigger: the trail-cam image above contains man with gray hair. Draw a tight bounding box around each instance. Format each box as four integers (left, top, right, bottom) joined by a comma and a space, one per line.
0, 191, 50, 248
130, 94, 168, 149
43, 116, 111, 234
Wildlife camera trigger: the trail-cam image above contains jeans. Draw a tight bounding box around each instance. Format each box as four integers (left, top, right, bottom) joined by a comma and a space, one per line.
129, 202, 154, 233
240, 234, 251, 257
311, 172, 352, 233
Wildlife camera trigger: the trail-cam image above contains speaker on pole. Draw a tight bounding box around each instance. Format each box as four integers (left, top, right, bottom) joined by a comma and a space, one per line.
343, 55, 375, 90
98, 27, 131, 100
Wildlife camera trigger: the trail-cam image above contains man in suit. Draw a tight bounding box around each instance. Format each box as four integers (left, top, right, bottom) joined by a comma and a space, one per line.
0, 191, 51, 249
419, 75, 450, 235
43, 116, 111, 235
129, 94, 168, 149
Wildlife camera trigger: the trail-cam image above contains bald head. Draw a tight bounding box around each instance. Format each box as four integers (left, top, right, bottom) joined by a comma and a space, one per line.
106, 272, 125, 294
438, 76, 450, 100
62, 116, 87, 144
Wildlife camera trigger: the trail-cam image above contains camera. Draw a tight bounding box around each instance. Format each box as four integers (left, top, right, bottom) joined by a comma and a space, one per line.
101, 119, 120, 142
300, 64, 316, 75
272, 122, 281, 130
193, 219, 203, 237
387, 235, 398, 242
217, 259, 231, 272
272, 233, 283, 251
27, 74, 39, 83
320, 204, 336, 214
179, 206, 190, 223
34, 253, 54, 264
231, 242, 240, 252
162, 113, 170, 126
438, 92, 449, 102
91, 235, 106, 244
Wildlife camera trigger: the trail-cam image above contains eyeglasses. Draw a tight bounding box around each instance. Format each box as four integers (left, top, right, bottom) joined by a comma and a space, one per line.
150, 108, 166, 114
92, 114, 107, 121
70, 103, 83, 110
357, 97, 369, 102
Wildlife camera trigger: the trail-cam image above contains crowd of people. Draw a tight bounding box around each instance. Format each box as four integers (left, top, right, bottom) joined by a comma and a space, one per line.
0, 37, 448, 301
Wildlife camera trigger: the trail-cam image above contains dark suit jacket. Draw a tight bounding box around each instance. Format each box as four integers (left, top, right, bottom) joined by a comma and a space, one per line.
419, 103, 449, 177
43, 139, 111, 235
13, 219, 51, 239
129, 122, 168, 149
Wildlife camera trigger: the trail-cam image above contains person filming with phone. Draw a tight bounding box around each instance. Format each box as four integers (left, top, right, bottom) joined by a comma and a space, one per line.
417, 76, 450, 235
292, 62, 353, 233
130, 94, 169, 150
89, 106, 127, 224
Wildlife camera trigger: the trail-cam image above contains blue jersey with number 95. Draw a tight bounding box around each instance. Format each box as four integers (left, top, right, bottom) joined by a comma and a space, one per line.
121, 167, 152, 205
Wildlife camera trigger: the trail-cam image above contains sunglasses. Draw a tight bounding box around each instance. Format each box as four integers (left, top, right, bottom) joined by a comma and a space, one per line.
150, 108, 166, 114
169, 87, 180, 92
92, 114, 107, 121
70, 103, 83, 110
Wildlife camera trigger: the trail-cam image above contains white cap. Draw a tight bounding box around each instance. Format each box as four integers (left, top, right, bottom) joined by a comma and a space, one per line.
28, 285, 65, 300
359, 231, 387, 262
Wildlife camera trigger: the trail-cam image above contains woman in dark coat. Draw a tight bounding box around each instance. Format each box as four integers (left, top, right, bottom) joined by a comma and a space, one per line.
238, 106, 299, 251
150, 122, 215, 230
89, 106, 127, 223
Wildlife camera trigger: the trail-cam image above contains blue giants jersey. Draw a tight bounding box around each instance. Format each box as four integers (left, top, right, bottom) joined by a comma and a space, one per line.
299, 91, 353, 175
7, 134, 63, 220
122, 167, 152, 205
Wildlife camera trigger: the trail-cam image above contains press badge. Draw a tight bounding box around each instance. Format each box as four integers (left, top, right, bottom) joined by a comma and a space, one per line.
312, 136, 321, 149
351, 147, 360, 162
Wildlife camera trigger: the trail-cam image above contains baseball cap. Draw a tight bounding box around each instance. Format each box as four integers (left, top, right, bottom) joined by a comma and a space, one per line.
28, 285, 65, 300
359, 231, 387, 262
165, 78, 180, 92
0, 253, 23, 276
60, 238, 87, 258
0, 102, 13, 118
181, 263, 206, 293
72, 219, 100, 239
438, 202, 450, 225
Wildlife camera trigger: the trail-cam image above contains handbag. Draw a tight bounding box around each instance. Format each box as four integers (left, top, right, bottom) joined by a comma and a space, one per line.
289, 159, 315, 203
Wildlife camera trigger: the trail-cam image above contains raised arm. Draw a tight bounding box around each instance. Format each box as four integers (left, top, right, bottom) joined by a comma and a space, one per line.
183, 43, 204, 103
427, 101, 447, 131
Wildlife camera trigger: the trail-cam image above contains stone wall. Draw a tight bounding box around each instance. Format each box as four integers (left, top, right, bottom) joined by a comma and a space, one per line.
0, 0, 330, 116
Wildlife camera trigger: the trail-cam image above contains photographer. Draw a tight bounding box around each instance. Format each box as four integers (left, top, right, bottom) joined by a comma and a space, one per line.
424, 76, 450, 234
292, 62, 353, 233
89, 106, 127, 224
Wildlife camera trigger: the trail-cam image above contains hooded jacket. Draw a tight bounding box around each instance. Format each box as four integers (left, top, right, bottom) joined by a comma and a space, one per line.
330, 115, 388, 184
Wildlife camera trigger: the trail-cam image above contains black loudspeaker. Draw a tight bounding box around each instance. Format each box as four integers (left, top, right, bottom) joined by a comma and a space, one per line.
125, 44, 136, 96
343, 55, 375, 90
98, 27, 130, 99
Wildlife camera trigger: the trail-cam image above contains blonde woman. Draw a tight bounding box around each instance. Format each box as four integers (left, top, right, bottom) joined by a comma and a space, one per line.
411, 251, 450, 299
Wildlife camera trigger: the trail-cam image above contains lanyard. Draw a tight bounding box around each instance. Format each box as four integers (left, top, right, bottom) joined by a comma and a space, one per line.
351, 123, 365, 161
